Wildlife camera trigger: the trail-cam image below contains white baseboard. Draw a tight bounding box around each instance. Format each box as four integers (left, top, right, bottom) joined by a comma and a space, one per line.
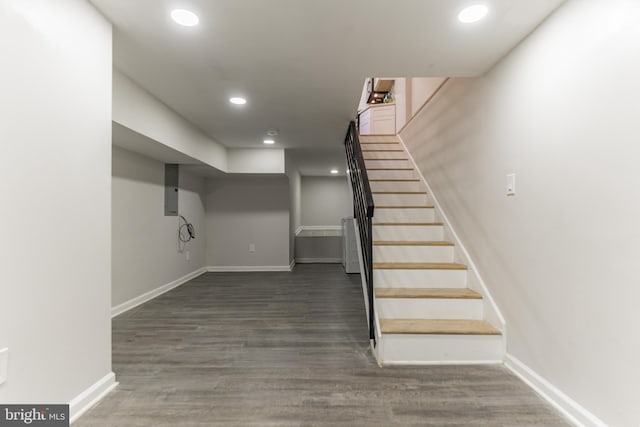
383, 360, 502, 366
111, 267, 207, 317
505, 354, 607, 427
207, 265, 293, 272
69, 372, 117, 424
295, 258, 342, 264
289, 259, 296, 271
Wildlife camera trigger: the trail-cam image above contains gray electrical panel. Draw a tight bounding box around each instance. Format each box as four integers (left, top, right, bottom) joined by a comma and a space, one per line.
164, 164, 179, 216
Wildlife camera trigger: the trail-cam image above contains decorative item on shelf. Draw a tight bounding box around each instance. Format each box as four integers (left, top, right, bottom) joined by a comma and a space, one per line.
367, 77, 395, 104
370, 92, 385, 104
383, 92, 393, 103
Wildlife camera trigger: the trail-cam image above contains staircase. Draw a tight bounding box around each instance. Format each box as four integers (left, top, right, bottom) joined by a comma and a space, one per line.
360, 134, 504, 365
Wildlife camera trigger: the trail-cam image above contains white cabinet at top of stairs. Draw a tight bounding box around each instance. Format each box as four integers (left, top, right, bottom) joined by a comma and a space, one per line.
358, 104, 396, 135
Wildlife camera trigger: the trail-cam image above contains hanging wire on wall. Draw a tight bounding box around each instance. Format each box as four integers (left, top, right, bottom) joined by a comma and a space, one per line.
178, 215, 195, 242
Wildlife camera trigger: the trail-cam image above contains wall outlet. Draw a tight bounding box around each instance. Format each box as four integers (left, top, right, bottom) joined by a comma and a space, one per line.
506, 173, 516, 196
249, 243, 256, 253
185, 250, 190, 261
0, 348, 8, 385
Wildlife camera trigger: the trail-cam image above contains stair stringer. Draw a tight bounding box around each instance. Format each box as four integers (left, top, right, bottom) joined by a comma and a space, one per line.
395, 134, 507, 356
349, 217, 384, 365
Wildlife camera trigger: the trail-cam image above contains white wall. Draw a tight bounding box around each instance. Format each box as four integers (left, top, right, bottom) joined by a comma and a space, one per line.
286, 161, 302, 263
205, 177, 290, 268
112, 146, 206, 308
288, 172, 301, 263
113, 70, 228, 172
0, 0, 113, 412
400, 1, 640, 425
409, 77, 446, 117
301, 176, 351, 226
393, 78, 407, 132
357, 79, 370, 112
227, 148, 285, 174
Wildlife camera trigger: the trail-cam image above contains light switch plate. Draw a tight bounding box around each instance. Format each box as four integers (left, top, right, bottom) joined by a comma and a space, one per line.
506, 173, 516, 196
249, 243, 256, 253
0, 348, 8, 385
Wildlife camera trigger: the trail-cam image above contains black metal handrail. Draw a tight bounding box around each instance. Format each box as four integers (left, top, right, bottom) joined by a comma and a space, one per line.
344, 121, 376, 344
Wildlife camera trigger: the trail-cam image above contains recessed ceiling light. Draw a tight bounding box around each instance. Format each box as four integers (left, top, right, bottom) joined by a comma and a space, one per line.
330, 169, 339, 174
229, 97, 247, 105
263, 139, 275, 145
171, 9, 199, 27
267, 129, 279, 136
458, 4, 488, 23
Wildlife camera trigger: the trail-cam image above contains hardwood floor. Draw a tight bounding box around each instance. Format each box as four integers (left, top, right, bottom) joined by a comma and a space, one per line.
76, 264, 570, 426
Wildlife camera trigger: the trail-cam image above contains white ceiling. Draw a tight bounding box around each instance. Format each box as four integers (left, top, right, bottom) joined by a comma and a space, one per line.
91, 0, 565, 172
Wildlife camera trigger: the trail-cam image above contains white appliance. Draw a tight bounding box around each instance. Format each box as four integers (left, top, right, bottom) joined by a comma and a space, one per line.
342, 217, 360, 273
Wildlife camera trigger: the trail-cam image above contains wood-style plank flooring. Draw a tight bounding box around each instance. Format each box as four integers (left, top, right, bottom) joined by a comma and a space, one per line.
76, 264, 570, 426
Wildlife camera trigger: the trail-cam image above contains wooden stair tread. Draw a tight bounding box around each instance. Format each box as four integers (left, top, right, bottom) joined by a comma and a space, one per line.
365, 158, 409, 161
374, 240, 454, 246
376, 205, 434, 209
372, 192, 425, 196
370, 179, 420, 182
373, 222, 443, 226
375, 288, 481, 299
362, 149, 405, 152
380, 319, 501, 335
367, 169, 414, 172
374, 262, 467, 270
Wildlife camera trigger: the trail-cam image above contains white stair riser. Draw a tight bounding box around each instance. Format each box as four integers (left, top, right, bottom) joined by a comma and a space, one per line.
367, 169, 417, 180
360, 143, 401, 150
365, 159, 412, 169
376, 298, 482, 320
370, 181, 425, 192
379, 334, 503, 364
373, 225, 443, 241
359, 136, 399, 144
373, 245, 454, 263
374, 269, 467, 288
373, 193, 428, 206
374, 208, 435, 223
363, 151, 408, 160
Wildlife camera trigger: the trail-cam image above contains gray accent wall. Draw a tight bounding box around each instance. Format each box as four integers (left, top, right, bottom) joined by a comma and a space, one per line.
301, 176, 351, 227
112, 146, 206, 307
205, 177, 290, 268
